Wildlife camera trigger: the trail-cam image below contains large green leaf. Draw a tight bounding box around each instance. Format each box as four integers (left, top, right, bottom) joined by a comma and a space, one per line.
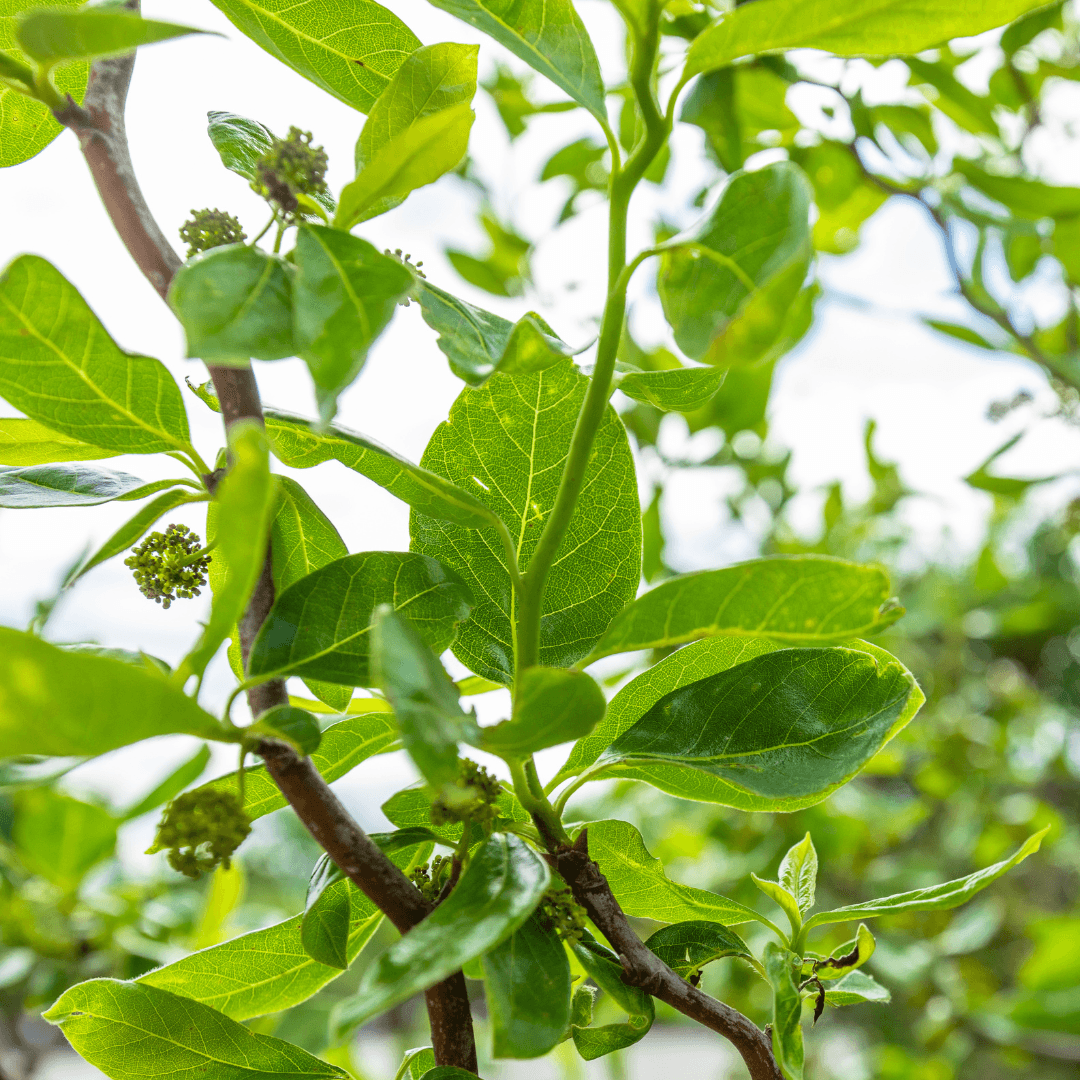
332, 834, 549, 1036
684, 0, 1053, 79
248, 552, 472, 686
644, 920, 753, 978
13, 788, 116, 889
0, 255, 191, 453
804, 828, 1048, 930
587, 554, 902, 662
293, 226, 412, 418
583, 818, 769, 928
412, 360, 640, 684
44, 979, 349, 1078
596, 643, 924, 811
208, 0, 419, 113
618, 364, 726, 412
16, 8, 209, 63
482, 914, 571, 1059
426, 0, 606, 121
568, 936, 654, 1060
0, 462, 170, 507
302, 854, 353, 970
0, 0, 86, 169
0, 417, 116, 465
764, 943, 804, 1080
658, 163, 811, 364
207, 109, 273, 180
0, 628, 228, 758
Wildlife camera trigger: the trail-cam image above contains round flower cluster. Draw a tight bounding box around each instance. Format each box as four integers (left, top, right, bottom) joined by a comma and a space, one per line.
254, 127, 328, 217
537, 883, 588, 942
124, 524, 211, 609
179, 208, 246, 258
431, 758, 503, 827
151, 789, 252, 879
409, 854, 454, 903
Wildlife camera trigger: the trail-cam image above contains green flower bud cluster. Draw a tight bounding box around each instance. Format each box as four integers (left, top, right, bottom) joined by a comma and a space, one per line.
431, 758, 502, 827
124, 524, 211, 609
179, 208, 246, 258
150, 789, 251, 879
253, 127, 328, 217
409, 854, 453, 903
537, 883, 587, 942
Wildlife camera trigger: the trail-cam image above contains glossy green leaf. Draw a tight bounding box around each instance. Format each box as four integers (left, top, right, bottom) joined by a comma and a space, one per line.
13, 788, 116, 888
823, 969, 891, 1008
248, 552, 472, 686
644, 920, 753, 978
588, 555, 903, 662
417, 280, 574, 386
752, 874, 803, 936
0, 255, 191, 453
427, 0, 606, 121
45, 979, 349, 1078
412, 360, 640, 684
16, 8, 209, 63
0, 417, 116, 465
397, 1048, 436, 1080
583, 819, 770, 929
373, 606, 480, 788
170, 245, 294, 363
382, 781, 528, 844
685, 0, 1054, 79
207, 109, 273, 180
568, 936, 654, 1060
597, 643, 924, 811
0, 628, 227, 758
249, 705, 322, 756
804, 828, 1049, 930
658, 163, 811, 364
335, 102, 474, 229
121, 745, 212, 821
617, 364, 725, 412
332, 833, 549, 1037
302, 853, 352, 970
764, 943, 804, 1080
480, 667, 605, 759
780, 833, 818, 915
482, 914, 571, 1059
208, 0, 419, 113
0, 462, 161, 507
198, 708, 398, 822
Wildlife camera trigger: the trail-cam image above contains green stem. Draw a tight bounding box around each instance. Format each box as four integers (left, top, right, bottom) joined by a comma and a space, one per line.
551, 761, 612, 816
273, 222, 286, 254
250, 214, 276, 246
33, 62, 66, 112
508, 758, 569, 848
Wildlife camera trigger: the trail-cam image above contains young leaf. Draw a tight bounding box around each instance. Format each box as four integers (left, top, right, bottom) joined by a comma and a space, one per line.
302, 854, 351, 970
752, 875, 803, 936
823, 970, 891, 1007
248, 705, 322, 756
586, 554, 903, 662
684, 0, 1053, 79
764, 943, 804, 1080
293, 226, 413, 418
779, 833, 818, 915
382, 781, 529, 845
617, 365, 726, 413
412, 360, 640, 684
482, 914, 571, 1059
803, 828, 1049, 930
121, 745, 212, 821
207, 109, 273, 180
247, 552, 472, 686
44, 979, 349, 1079
480, 667, 605, 759
0, 255, 191, 453
583, 819, 770, 929
597, 643, 924, 812
0, 462, 165, 507
13, 789, 117, 889
0, 417, 116, 466
16, 8, 211, 64
0, 628, 227, 758
427, 0, 606, 122
373, 606, 480, 788
812, 923, 876, 981
417, 280, 574, 386
332, 833, 549, 1037
644, 920, 754, 978
170, 245, 294, 363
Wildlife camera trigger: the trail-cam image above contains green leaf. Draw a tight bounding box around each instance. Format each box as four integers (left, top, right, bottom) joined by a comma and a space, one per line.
45, 979, 349, 1079
248, 552, 472, 686
13, 788, 116, 889
416, 280, 573, 386
0, 462, 163, 507
373, 606, 480, 787
568, 936, 654, 1060
685, 0, 1054, 79
412, 360, 640, 684
804, 828, 1049, 930
121, 745, 212, 821
644, 920, 753, 979
811, 923, 876, 981
302, 854, 352, 970
207, 109, 273, 180
0, 628, 227, 758
583, 819, 771, 929
779, 833, 818, 915
480, 667, 605, 759
483, 914, 571, 1059
618, 364, 725, 412
16, 8, 210, 64
427, 0, 605, 121
249, 704, 322, 756
335, 102, 475, 229
170, 245, 294, 363
823, 969, 891, 1008
208, 0, 419, 113
925, 318, 998, 350
332, 833, 549, 1037
963, 432, 1058, 497
293, 226, 412, 418
382, 781, 528, 845
658, 163, 811, 364
597, 643, 924, 811
587, 555, 903, 662
0, 255, 191, 453
0, 417, 116, 466
752, 874, 803, 936
906, 58, 998, 137
764, 943, 804, 1080
955, 159, 1080, 220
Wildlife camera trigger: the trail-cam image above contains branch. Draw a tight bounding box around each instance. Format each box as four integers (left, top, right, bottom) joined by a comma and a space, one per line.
550, 831, 783, 1080
56, 15, 477, 1071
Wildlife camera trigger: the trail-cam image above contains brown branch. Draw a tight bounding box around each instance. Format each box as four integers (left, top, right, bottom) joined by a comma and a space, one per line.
55, 12, 476, 1071
550, 831, 783, 1080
